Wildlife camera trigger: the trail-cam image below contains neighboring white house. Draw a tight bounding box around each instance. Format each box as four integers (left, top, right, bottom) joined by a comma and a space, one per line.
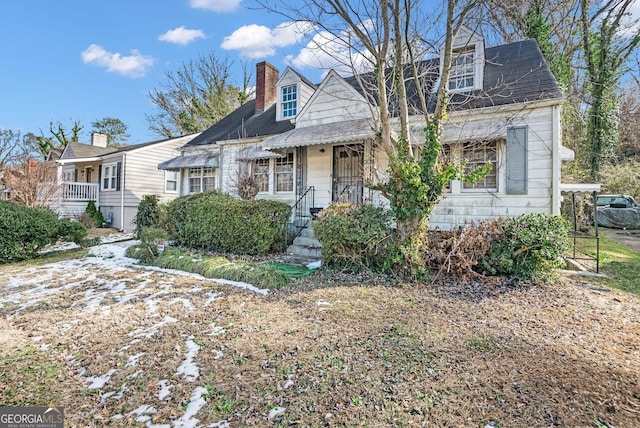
159, 28, 574, 236
56, 133, 199, 231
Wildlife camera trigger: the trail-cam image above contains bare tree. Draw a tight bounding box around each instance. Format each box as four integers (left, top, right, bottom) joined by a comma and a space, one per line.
147, 54, 253, 138
3, 159, 62, 208
258, 0, 481, 240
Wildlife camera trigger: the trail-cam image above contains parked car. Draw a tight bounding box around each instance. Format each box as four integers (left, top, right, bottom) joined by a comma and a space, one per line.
595, 194, 640, 229
596, 194, 638, 209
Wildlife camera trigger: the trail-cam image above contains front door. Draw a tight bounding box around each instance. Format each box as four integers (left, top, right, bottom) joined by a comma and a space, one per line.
332, 144, 364, 204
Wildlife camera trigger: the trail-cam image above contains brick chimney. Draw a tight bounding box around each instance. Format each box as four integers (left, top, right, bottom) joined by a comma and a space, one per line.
91, 133, 108, 148
255, 61, 279, 114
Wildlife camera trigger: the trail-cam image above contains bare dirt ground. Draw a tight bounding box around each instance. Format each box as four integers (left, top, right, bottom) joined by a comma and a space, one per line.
1, 241, 639, 427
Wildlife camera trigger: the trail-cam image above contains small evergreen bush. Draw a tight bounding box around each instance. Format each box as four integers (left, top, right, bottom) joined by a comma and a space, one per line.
479, 214, 571, 279
164, 192, 290, 255
0, 201, 87, 263
85, 200, 105, 227
313, 203, 394, 272
134, 195, 160, 238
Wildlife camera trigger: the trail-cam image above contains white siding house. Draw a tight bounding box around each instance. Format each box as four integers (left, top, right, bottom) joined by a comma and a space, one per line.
160, 29, 574, 245
56, 133, 199, 231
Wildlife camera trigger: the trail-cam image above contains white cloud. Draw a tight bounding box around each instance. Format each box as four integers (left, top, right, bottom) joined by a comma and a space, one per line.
287, 28, 374, 76
81, 44, 154, 78
189, 0, 241, 13
158, 26, 206, 46
221, 21, 315, 59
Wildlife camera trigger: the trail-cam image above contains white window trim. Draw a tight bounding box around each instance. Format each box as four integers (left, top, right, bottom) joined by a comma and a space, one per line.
443, 40, 484, 93
252, 151, 296, 195
280, 84, 298, 120
102, 162, 118, 191
443, 140, 503, 194
164, 170, 179, 193
188, 167, 216, 194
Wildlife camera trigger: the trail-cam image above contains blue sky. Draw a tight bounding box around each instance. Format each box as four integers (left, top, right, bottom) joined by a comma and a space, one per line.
0, 0, 329, 145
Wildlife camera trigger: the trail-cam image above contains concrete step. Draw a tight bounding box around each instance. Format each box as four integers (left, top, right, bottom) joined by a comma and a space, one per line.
292, 236, 321, 248
286, 244, 322, 258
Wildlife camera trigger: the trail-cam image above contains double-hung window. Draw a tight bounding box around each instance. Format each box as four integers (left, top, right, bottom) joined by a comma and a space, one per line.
463, 141, 498, 190
449, 48, 475, 91
252, 159, 270, 193
165, 170, 179, 192
282, 85, 297, 118
102, 163, 118, 191
275, 152, 294, 192
188, 167, 216, 193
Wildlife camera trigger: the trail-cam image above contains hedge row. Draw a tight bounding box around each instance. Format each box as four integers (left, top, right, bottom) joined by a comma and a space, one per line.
0, 201, 87, 264
163, 192, 291, 256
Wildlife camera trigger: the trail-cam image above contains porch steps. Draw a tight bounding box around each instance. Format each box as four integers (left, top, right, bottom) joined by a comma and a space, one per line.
286, 226, 322, 260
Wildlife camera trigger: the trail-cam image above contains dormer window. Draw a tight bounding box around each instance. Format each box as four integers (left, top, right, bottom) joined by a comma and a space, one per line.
282, 85, 297, 118
449, 47, 475, 91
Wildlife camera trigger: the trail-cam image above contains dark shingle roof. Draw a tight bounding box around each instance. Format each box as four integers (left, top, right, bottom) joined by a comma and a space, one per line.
184, 100, 295, 148
184, 39, 560, 149
346, 39, 562, 116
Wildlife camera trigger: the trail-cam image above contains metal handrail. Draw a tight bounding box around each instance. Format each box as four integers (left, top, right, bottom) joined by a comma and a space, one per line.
287, 186, 315, 243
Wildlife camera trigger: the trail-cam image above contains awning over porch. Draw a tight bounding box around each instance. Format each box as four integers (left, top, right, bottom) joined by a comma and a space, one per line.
158, 153, 219, 170
236, 145, 284, 161
262, 118, 376, 149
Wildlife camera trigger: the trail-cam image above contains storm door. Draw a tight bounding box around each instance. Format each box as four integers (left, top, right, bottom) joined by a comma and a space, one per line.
332, 144, 364, 204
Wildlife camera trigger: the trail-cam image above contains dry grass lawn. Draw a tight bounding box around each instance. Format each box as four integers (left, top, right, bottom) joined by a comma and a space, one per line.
0, 242, 639, 427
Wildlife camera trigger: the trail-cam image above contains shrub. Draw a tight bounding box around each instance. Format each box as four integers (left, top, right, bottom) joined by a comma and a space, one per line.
478, 214, 571, 280
164, 192, 291, 255
126, 227, 168, 264
85, 200, 105, 227
313, 203, 394, 272
0, 201, 87, 263
134, 195, 160, 238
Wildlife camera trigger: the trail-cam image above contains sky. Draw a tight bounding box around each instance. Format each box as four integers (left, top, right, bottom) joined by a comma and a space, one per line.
0, 0, 331, 145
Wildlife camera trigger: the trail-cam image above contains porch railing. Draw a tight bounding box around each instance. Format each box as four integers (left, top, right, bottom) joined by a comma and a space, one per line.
287, 186, 315, 244
62, 182, 99, 203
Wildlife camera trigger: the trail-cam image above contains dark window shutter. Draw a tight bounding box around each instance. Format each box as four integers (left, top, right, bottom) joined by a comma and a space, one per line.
506, 126, 528, 194
116, 161, 122, 191
74, 169, 78, 182
98, 166, 102, 190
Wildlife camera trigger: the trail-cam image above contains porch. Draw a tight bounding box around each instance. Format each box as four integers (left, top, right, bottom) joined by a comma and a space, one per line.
55, 182, 100, 220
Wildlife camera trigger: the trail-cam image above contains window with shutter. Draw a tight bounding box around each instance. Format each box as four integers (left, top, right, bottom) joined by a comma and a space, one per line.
506, 126, 528, 194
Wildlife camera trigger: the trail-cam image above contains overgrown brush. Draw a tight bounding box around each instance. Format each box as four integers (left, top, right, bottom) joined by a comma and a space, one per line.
478, 214, 571, 280
313, 203, 395, 272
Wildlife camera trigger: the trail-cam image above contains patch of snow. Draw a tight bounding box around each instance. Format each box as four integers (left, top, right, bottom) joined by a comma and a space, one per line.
125, 353, 145, 367
129, 404, 156, 423
129, 316, 177, 339
208, 421, 230, 428
268, 406, 286, 419
307, 260, 322, 269
157, 380, 173, 400
204, 291, 223, 306
127, 370, 143, 380
212, 350, 223, 360
169, 297, 195, 311
209, 323, 225, 336
86, 368, 117, 389
31, 336, 43, 342
317, 300, 332, 311
173, 386, 208, 428
176, 336, 200, 382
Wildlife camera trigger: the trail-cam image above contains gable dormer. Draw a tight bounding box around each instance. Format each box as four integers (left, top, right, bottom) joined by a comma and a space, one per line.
443, 25, 485, 92
276, 67, 316, 122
